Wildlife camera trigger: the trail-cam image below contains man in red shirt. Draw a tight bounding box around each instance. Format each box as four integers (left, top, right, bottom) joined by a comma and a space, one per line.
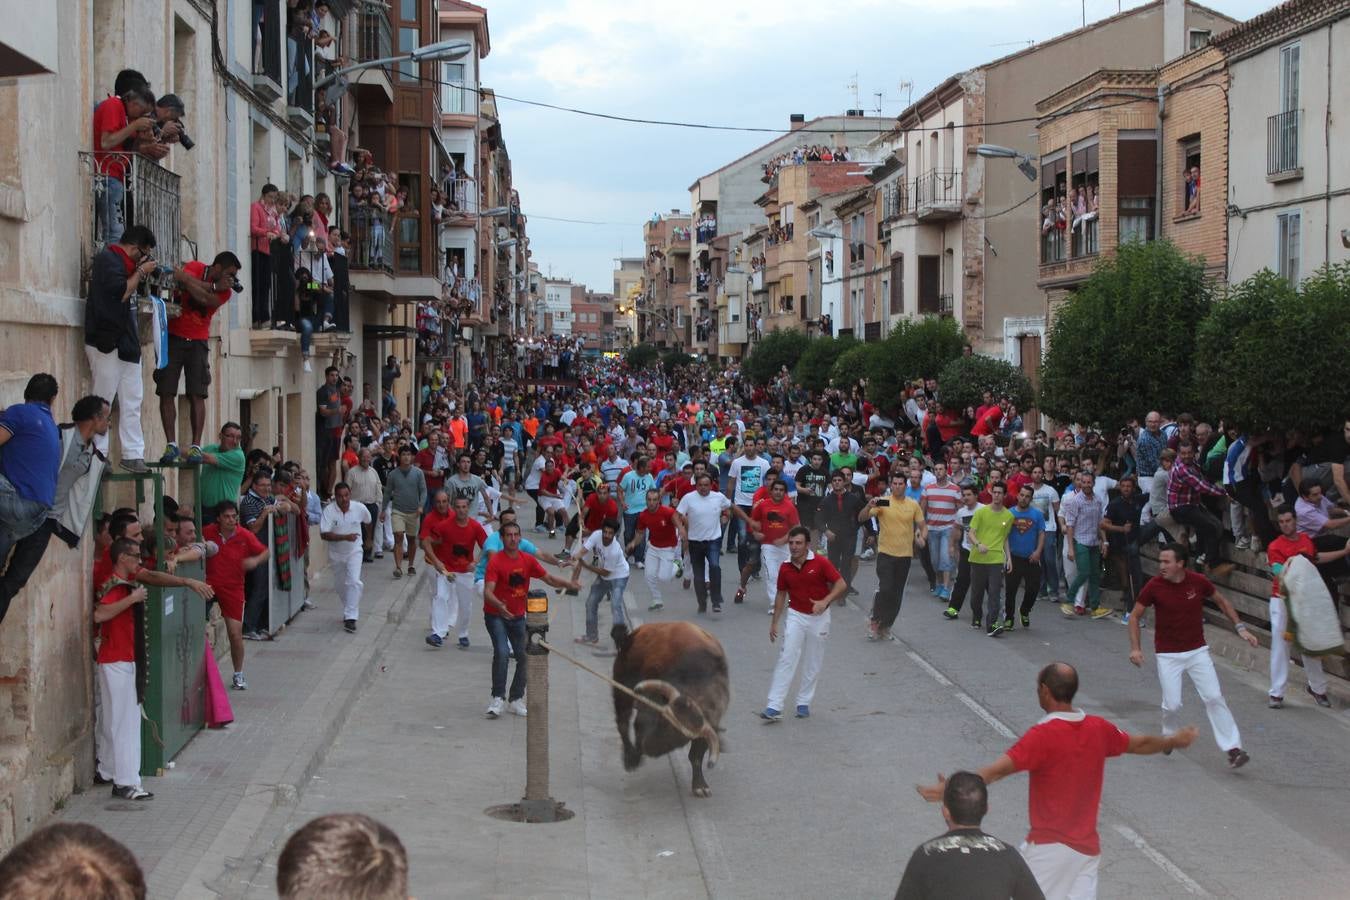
629, 488, 682, 611
422, 496, 486, 649
204, 500, 269, 691
92, 84, 155, 242
749, 479, 800, 611
94, 537, 155, 800
581, 482, 619, 540
482, 522, 577, 718
416, 431, 447, 505
761, 526, 845, 721
155, 252, 242, 464
1129, 543, 1258, 769
919, 662, 1195, 899
1264, 507, 1348, 707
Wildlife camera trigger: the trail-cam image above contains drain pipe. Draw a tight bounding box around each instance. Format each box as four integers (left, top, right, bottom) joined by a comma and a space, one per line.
1155, 82, 1167, 241
1325, 21, 1333, 268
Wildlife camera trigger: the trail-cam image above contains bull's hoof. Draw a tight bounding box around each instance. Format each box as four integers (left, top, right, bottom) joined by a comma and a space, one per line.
692, 785, 711, 798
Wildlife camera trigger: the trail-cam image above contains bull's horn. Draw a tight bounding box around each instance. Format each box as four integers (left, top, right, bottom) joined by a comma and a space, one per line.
701, 723, 720, 768
634, 679, 680, 706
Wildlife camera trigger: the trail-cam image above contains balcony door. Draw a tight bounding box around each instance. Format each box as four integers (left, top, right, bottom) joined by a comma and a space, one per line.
918, 255, 940, 314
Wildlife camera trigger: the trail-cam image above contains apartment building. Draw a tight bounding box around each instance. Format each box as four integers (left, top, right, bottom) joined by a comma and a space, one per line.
612, 256, 643, 349
542, 277, 575, 337
570, 288, 617, 355
640, 212, 691, 349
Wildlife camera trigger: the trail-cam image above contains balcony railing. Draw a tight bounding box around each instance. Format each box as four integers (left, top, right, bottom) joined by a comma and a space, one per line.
359, 7, 392, 64
1041, 228, 1066, 264
437, 177, 478, 224
348, 208, 392, 272
78, 151, 182, 278
252, 0, 284, 99
1071, 216, 1099, 258
938, 294, 954, 317
913, 169, 962, 219
1267, 109, 1302, 177
287, 35, 315, 121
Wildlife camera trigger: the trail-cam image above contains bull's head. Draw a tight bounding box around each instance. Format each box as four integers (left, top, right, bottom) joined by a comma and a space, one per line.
634, 679, 720, 768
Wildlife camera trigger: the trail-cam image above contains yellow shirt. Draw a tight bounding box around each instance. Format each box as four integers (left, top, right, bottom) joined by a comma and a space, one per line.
869, 497, 925, 558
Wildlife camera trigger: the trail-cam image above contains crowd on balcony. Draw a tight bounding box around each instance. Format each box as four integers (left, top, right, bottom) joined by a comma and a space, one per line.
1041, 185, 1100, 241
513, 335, 583, 381
750, 255, 766, 272
696, 270, 711, 291
761, 145, 854, 180
765, 219, 794, 247
695, 314, 713, 343
695, 215, 717, 243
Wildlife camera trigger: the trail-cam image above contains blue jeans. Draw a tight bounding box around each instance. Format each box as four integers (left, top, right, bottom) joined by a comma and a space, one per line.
622, 512, 644, 564
1039, 532, 1061, 597
928, 527, 953, 575
96, 175, 126, 244
0, 473, 50, 578
584, 576, 629, 641
297, 316, 314, 355
725, 505, 745, 552
484, 614, 527, 701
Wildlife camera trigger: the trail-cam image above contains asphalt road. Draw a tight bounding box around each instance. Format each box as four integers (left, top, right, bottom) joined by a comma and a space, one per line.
249, 531, 1350, 899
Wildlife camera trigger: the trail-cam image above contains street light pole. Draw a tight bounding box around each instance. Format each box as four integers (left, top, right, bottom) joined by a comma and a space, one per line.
314, 39, 473, 90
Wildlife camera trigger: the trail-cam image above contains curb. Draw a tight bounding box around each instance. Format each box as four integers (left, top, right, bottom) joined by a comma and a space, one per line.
183, 569, 427, 898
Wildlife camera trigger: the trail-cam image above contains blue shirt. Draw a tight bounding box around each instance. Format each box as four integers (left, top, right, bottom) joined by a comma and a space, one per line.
620, 471, 656, 514
1008, 506, 1046, 558
475, 533, 540, 581
0, 401, 59, 505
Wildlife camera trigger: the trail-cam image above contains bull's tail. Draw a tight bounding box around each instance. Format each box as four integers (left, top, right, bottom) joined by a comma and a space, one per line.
611, 622, 633, 653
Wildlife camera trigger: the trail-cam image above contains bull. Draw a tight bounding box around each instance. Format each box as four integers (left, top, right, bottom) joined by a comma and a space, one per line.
611, 621, 728, 798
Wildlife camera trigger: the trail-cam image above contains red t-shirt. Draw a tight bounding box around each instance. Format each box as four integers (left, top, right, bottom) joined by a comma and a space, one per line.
170, 259, 231, 340
1005, 472, 1033, 498
752, 497, 800, 544
97, 582, 138, 664
92, 96, 131, 181
775, 553, 841, 614
637, 506, 679, 548
1137, 571, 1214, 654
583, 495, 618, 532
203, 524, 267, 618
1266, 533, 1316, 596
539, 468, 562, 497
537, 433, 565, 451
427, 517, 486, 573
1005, 713, 1130, 856
970, 407, 1003, 437
936, 409, 966, 442
416, 449, 445, 491
484, 550, 547, 617
418, 508, 452, 540
650, 432, 675, 454
664, 475, 695, 504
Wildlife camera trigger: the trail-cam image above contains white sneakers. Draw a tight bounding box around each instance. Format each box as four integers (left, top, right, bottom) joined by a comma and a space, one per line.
508, 699, 527, 717
485, 697, 527, 718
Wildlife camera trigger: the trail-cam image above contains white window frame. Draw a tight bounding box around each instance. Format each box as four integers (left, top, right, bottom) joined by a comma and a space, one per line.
442, 61, 466, 114
1277, 211, 1301, 285
1188, 29, 1211, 50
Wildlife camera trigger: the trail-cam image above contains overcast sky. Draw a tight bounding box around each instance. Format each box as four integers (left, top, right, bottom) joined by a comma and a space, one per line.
481, 0, 1271, 292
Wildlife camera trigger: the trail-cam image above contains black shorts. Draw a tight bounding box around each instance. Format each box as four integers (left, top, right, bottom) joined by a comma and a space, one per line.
153, 335, 211, 398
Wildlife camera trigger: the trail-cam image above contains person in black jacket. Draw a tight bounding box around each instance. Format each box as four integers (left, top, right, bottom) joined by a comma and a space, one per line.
818, 469, 865, 593
84, 224, 157, 473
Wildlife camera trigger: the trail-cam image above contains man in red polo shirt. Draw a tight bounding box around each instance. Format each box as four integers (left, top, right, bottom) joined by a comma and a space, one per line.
422, 496, 486, 649
630, 488, 682, 611
155, 252, 242, 465
919, 662, 1195, 900
94, 537, 154, 800
761, 526, 845, 721
750, 478, 800, 612
204, 499, 269, 691
92, 84, 155, 242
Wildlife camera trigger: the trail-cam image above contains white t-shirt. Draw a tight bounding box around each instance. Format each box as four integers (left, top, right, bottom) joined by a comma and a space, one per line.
320, 501, 372, 557
582, 530, 630, 580
782, 456, 805, 479
728, 455, 771, 506
677, 490, 732, 541
956, 502, 984, 551
1031, 484, 1061, 533
826, 436, 860, 455
525, 454, 547, 490
500, 437, 519, 468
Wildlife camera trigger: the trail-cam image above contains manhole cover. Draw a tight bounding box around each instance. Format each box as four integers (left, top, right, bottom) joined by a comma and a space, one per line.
484, 802, 575, 824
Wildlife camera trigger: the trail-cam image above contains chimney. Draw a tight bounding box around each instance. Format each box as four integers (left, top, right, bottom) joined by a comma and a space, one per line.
1163, 0, 1186, 62
789, 114, 806, 130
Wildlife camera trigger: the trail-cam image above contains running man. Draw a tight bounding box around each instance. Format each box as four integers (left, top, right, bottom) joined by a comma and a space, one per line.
318, 482, 371, 633
422, 495, 486, 649
630, 489, 682, 611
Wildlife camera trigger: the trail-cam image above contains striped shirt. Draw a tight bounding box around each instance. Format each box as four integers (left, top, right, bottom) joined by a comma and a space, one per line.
1166, 461, 1226, 511
922, 482, 962, 529
1135, 429, 1165, 477
1060, 489, 1104, 547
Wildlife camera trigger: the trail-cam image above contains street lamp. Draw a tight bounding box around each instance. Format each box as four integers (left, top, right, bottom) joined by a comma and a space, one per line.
315, 38, 473, 90
976, 144, 1038, 182
808, 227, 842, 240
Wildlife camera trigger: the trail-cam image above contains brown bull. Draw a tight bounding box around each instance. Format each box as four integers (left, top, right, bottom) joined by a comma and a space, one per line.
611, 621, 729, 798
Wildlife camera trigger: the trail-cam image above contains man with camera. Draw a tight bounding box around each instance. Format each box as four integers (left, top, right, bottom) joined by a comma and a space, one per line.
91, 83, 155, 243
137, 93, 193, 161
84, 224, 158, 473
155, 252, 241, 465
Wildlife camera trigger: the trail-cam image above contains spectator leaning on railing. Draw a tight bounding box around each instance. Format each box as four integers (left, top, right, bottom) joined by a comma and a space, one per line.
84, 224, 157, 474
91, 83, 155, 243
155, 251, 241, 465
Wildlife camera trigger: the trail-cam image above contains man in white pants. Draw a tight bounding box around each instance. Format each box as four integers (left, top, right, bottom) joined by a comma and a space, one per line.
94, 538, 154, 800
629, 489, 682, 611
422, 495, 485, 649
761, 526, 846, 721
1129, 542, 1259, 768
1264, 507, 1346, 707
750, 478, 800, 614
319, 482, 371, 633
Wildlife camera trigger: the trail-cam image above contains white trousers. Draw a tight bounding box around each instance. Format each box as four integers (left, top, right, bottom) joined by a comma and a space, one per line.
86, 346, 144, 459
431, 571, 474, 639
761, 543, 790, 606
1269, 594, 1328, 697
1021, 842, 1099, 900
1156, 645, 1242, 751
381, 501, 394, 550
330, 551, 363, 620
96, 661, 141, 789
645, 543, 678, 605
766, 608, 830, 711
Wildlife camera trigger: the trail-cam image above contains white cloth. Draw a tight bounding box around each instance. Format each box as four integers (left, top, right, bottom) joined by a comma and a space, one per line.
381, 500, 395, 549
1268, 594, 1328, 698
582, 530, 630, 579
677, 490, 731, 541
1020, 841, 1099, 900
766, 608, 830, 711
86, 346, 144, 458
331, 550, 364, 620
1155, 645, 1242, 751
644, 543, 678, 605
761, 542, 790, 606
320, 501, 371, 558
431, 571, 475, 639
97, 661, 141, 788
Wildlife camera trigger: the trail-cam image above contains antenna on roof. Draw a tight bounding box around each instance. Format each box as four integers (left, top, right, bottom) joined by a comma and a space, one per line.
846, 74, 860, 113
897, 80, 914, 109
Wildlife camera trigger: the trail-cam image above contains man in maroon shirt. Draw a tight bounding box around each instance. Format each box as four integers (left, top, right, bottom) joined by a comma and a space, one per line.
1129, 543, 1258, 769
918, 663, 1195, 900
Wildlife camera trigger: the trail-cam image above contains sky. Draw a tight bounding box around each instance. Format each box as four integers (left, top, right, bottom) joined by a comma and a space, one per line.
480, 0, 1272, 292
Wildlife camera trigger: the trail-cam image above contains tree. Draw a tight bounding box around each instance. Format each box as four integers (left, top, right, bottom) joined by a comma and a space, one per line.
1039, 240, 1211, 429
794, 335, 857, 393
832, 342, 880, 389
938, 354, 1033, 412
864, 316, 967, 413
1195, 263, 1350, 433
742, 329, 810, 385
661, 349, 695, 375
625, 342, 660, 371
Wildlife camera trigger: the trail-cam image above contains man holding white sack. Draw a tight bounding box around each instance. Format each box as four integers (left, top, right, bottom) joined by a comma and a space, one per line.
1265, 506, 1349, 708
319, 482, 371, 634
629, 489, 683, 611
422, 495, 486, 649
1128, 542, 1258, 768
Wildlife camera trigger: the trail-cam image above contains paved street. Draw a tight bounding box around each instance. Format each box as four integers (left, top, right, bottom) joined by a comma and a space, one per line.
182, 524, 1350, 900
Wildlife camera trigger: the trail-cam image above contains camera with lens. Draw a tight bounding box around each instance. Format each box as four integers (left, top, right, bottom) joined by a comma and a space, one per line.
151, 119, 194, 151
229, 276, 244, 294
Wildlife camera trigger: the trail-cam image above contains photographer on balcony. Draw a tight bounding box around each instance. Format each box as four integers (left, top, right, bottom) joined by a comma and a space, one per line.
84, 224, 158, 474
137, 93, 191, 161
155, 252, 242, 465
292, 266, 332, 374
91, 83, 156, 244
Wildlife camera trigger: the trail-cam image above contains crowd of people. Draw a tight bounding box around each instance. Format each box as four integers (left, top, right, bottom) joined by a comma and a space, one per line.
761, 144, 855, 180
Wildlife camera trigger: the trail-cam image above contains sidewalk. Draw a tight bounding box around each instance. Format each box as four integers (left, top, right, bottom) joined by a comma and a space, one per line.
53, 555, 426, 899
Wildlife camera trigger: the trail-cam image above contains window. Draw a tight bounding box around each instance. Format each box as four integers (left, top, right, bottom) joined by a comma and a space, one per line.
442, 62, 465, 113
1070, 140, 1100, 257
1188, 29, 1211, 50
1281, 43, 1300, 112
849, 214, 865, 266
889, 256, 903, 315
1277, 211, 1301, 284
1179, 136, 1201, 216
398, 28, 418, 81
1118, 137, 1156, 241
1038, 155, 1067, 263
1119, 198, 1154, 244
399, 0, 417, 20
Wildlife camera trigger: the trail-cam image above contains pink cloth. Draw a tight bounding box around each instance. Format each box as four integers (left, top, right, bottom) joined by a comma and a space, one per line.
203, 637, 234, 728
